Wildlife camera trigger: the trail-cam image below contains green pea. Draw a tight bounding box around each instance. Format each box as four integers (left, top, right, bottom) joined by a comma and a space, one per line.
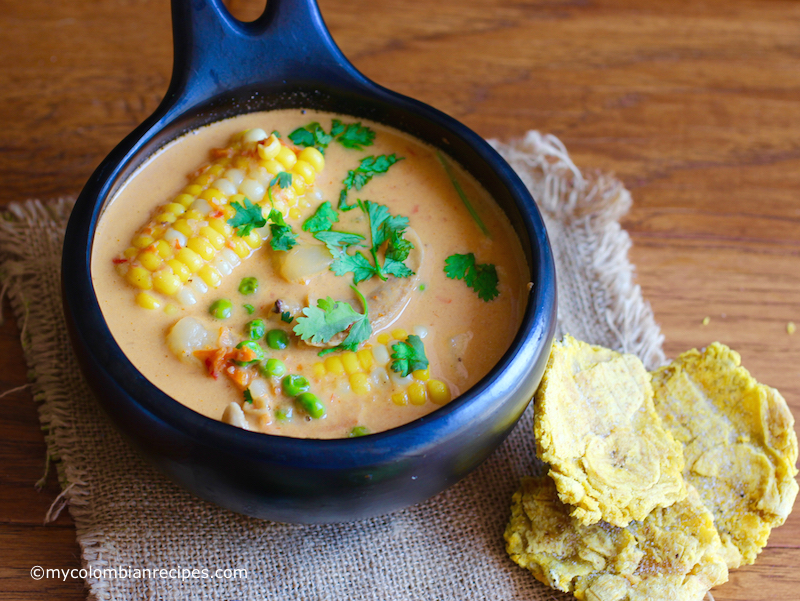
245, 319, 266, 340
259, 358, 287, 378
275, 406, 293, 421
349, 426, 371, 438
233, 340, 265, 366
209, 299, 233, 320
266, 328, 290, 350
296, 392, 325, 419
238, 277, 258, 295
243, 303, 256, 315
282, 374, 310, 397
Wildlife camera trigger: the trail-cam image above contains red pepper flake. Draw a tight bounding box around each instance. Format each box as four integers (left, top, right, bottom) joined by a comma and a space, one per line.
112, 257, 128, 264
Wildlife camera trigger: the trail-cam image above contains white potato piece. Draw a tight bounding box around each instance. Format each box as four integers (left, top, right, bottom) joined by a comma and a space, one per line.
274, 242, 334, 284
166, 317, 211, 365
221, 402, 250, 430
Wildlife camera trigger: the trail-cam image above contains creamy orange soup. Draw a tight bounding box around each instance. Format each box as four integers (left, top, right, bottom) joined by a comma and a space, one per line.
92, 110, 528, 439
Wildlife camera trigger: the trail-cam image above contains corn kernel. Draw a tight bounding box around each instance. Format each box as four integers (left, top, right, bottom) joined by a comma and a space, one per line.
228, 193, 246, 205
233, 156, 250, 170
164, 303, 179, 316
164, 202, 186, 216
262, 159, 284, 175
391, 328, 408, 340
198, 264, 222, 288
194, 173, 213, 187
132, 235, 155, 249
427, 380, 451, 405
208, 217, 233, 237
200, 188, 226, 204
187, 236, 215, 261
391, 391, 408, 406
229, 239, 251, 259
298, 147, 325, 172
273, 199, 288, 216
154, 239, 173, 258
138, 250, 163, 271
349, 373, 371, 395
167, 259, 191, 283
413, 368, 430, 381
200, 226, 226, 250
324, 356, 345, 377
312, 362, 326, 379
123, 247, 138, 259
208, 163, 226, 177
174, 193, 195, 207
377, 333, 390, 345
184, 209, 205, 221
257, 135, 281, 160
155, 212, 177, 224
276, 186, 297, 206
126, 266, 153, 290
183, 184, 203, 196
357, 349, 374, 371
276, 146, 297, 170
153, 269, 181, 295
241, 230, 262, 249
172, 218, 194, 238
408, 381, 427, 406
135, 291, 160, 309
293, 160, 316, 185
176, 248, 204, 272
342, 352, 361, 374
291, 175, 306, 195
219, 204, 236, 220
288, 207, 302, 220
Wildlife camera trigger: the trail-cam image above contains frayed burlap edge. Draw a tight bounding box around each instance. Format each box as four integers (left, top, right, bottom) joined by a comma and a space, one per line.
0, 131, 664, 601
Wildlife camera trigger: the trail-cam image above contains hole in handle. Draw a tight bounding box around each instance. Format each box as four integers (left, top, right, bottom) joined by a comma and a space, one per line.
223, 0, 267, 23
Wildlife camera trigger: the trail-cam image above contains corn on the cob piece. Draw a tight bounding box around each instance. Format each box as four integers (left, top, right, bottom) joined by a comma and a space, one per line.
113, 129, 326, 308
310, 327, 452, 406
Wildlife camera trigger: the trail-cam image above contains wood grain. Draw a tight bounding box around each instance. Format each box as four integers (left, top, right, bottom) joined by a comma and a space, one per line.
1, 0, 798, 599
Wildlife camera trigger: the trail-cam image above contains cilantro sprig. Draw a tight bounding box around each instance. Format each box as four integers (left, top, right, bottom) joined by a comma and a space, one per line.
390, 335, 429, 377
267, 209, 297, 251
289, 119, 376, 155
293, 286, 372, 354
444, 253, 500, 301
228, 198, 266, 237
339, 154, 403, 211
302, 201, 339, 233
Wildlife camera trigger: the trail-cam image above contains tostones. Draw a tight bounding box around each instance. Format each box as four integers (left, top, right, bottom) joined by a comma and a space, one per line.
505, 476, 729, 601
534, 336, 686, 527
651, 342, 799, 568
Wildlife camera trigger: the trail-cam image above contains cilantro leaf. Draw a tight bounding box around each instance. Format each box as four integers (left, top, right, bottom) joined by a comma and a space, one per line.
444, 253, 500, 301
313, 230, 365, 255
268, 209, 297, 252
293, 286, 372, 353
288, 122, 333, 153
280, 311, 293, 323
302, 201, 340, 233
227, 198, 266, 237
330, 251, 378, 285
269, 171, 293, 190
339, 154, 404, 210
382, 257, 414, 279
390, 335, 429, 377
293, 297, 361, 345
331, 119, 375, 150
386, 230, 413, 262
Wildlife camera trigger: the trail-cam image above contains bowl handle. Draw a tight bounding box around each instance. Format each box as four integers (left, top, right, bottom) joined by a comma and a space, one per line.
163, 0, 369, 116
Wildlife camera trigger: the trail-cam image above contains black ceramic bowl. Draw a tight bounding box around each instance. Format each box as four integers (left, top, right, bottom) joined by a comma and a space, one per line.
62, 0, 556, 523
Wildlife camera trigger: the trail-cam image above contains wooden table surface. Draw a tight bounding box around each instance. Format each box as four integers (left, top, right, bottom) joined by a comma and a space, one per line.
1, 0, 798, 598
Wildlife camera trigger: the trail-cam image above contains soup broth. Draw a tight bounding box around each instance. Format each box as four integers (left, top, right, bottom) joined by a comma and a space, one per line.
92, 110, 529, 439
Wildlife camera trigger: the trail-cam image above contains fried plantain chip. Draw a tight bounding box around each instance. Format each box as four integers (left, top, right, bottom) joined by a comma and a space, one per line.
505, 476, 729, 601
534, 335, 686, 527
651, 342, 799, 568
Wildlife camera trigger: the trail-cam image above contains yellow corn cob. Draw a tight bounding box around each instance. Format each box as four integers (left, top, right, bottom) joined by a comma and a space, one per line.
310, 330, 452, 406
114, 129, 326, 308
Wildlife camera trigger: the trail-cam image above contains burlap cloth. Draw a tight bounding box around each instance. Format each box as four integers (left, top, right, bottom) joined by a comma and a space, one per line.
0, 131, 664, 600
